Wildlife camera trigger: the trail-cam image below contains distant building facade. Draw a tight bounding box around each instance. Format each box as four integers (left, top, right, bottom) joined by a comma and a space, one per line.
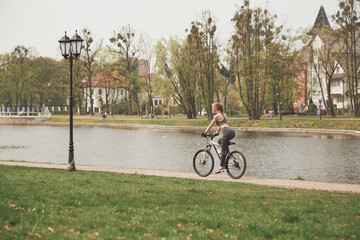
82, 74, 127, 113
81, 60, 173, 114
295, 6, 354, 114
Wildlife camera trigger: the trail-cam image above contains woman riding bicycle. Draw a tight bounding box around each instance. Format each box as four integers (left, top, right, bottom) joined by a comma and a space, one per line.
203, 102, 235, 174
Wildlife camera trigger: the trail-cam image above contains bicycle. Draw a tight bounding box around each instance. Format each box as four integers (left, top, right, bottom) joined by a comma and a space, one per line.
193, 133, 247, 179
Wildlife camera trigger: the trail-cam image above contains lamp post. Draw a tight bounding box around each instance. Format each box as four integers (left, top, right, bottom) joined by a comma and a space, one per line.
58, 31, 83, 172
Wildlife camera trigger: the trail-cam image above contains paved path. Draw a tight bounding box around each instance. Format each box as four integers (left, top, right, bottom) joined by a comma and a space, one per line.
1, 161, 359, 194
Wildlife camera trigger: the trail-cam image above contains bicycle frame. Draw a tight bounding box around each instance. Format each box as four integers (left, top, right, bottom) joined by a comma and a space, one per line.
203, 135, 226, 160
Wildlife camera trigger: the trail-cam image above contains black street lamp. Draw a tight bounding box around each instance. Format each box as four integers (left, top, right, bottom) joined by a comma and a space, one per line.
58, 31, 83, 172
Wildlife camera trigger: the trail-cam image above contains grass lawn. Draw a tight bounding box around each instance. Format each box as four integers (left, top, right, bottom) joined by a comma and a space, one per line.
46, 115, 360, 132
1, 165, 359, 239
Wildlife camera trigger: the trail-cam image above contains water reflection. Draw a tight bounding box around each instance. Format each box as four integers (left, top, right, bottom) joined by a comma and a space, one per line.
1, 125, 359, 184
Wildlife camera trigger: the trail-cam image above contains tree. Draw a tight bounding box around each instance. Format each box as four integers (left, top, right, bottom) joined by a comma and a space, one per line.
230, 2, 280, 119
31, 57, 64, 110
96, 48, 118, 114
141, 34, 155, 115
71, 56, 86, 114
218, 62, 235, 113
154, 38, 197, 119
0, 53, 12, 108
310, 28, 342, 117
1, 46, 34, 111
109, 25, 143, 115
186, 10, 219, 119
266, 39, 299, 120
332, 0, 360, 116
81, 28, 103, 115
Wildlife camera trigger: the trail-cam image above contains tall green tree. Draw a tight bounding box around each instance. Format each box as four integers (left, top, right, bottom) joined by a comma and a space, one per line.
266, 40, 299, 120
230, 2, 280, 119
154, 38, 197, 119
0, 53, 12, 108
187, 10, 219, 119
31, 57, 64, 110
1, 46, 34, 111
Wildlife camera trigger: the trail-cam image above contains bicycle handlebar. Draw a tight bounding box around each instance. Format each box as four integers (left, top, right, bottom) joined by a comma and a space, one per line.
201, 132, 219, 140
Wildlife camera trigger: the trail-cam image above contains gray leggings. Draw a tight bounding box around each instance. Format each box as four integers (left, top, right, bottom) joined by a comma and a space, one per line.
218, 127, 235, 167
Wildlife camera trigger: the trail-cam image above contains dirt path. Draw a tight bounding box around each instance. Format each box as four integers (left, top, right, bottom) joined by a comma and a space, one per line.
1, 161, 359, 194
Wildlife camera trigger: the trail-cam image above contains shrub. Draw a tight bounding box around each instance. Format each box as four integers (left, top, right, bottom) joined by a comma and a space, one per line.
282, 104, 294, 115
296, 99, 318, 116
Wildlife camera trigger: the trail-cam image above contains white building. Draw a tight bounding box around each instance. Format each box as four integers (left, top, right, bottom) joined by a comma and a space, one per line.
81, 75, 127, 113
305, 6, 351, 113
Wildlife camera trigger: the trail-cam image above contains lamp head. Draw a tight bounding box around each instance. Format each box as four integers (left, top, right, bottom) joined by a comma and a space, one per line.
71, 30, 84, 58
58, 32, 71, 59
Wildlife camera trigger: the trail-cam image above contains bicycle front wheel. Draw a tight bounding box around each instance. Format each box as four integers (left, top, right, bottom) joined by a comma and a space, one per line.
193, 150, 214, 177
225, 151, 246, 179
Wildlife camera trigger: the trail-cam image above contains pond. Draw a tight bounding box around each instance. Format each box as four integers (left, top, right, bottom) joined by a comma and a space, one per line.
1, 125, 360, 184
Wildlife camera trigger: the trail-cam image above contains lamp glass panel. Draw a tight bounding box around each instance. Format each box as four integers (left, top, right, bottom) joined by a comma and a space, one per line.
64, 41, 71, 56
76, 40, 83, 55
59, 42, 65, 55
59, 42, 66, 56
71, 40, 83, 55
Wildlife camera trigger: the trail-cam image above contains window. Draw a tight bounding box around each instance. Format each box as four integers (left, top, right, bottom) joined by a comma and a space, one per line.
338, 96, 344, 103
159, 100, 162, 105
154, 100, 158, 105
98, 89, 102, 95
120, 89, 124, 95
332, 80, 340, 87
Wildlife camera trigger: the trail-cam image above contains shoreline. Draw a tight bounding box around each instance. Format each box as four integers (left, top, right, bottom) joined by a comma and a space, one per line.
26, 121, 360, 137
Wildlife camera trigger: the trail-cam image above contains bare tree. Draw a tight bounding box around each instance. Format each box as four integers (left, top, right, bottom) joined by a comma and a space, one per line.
81, 28, 103, 115
332, 0, 360, 116
141, 33, 154, 115
311, 28, 342, 117
109, 25, 143, 115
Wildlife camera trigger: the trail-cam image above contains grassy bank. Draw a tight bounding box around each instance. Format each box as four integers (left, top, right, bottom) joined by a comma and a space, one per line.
1, 165, 359, 239
45, 115, 360, 132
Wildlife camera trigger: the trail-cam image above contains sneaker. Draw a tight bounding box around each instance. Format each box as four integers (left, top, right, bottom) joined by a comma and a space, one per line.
215, 168, 224, 174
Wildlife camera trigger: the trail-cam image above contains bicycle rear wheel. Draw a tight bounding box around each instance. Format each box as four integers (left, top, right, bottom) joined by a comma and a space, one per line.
193, 150, 214, 177
225, 151, 246, 179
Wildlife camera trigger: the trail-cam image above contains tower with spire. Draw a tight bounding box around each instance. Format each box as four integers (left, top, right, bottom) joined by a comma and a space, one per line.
308, 5, 332, 35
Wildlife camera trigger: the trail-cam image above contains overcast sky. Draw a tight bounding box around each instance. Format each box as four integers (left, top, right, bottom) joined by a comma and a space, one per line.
0, 0, 339, 60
